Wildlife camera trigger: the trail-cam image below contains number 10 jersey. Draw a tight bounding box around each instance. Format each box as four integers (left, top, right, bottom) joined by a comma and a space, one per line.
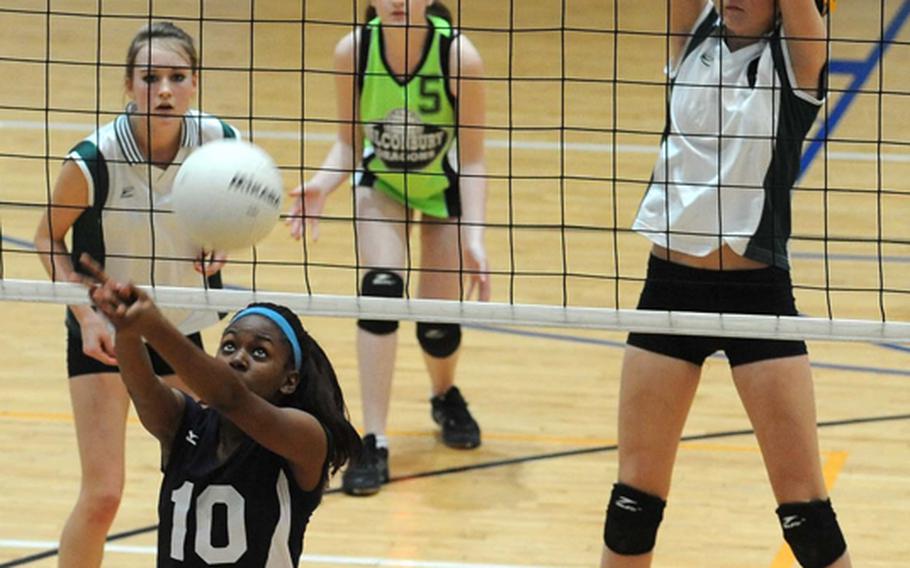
157, 395, 323, 567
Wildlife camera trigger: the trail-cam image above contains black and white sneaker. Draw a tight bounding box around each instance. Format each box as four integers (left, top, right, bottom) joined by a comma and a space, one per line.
431, 386, 481, 449
341, 434, 389, 496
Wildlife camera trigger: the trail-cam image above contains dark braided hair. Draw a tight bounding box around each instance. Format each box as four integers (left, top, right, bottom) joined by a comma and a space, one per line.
245, 302, 360, 477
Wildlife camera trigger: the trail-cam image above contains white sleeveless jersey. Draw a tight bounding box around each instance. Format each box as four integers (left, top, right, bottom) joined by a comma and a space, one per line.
632, 2, 825, 269
67, 109, 241, 335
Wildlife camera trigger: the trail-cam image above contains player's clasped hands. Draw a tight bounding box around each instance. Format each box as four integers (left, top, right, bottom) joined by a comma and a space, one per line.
77, 253, 161, 336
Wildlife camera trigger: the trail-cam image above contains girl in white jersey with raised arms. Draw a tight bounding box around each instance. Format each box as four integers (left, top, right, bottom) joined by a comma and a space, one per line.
602, 1, 852, 567
288, 0, 490, 496
33, 22, 239, 568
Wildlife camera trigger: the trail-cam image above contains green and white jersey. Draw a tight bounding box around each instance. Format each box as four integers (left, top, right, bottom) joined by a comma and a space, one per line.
66, 109, 240, 336
357, 15, 459, 218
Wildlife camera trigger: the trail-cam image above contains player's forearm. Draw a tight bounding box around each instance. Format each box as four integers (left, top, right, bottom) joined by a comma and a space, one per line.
142, 316, 248, 411
780, 0, 827, 38
307, 139, 358, 193
34, 234, 94, 321
459, 161, 487, 244
115, 332, 181, 441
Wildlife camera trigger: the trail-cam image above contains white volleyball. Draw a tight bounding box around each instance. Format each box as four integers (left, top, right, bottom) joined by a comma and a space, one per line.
172, 139, 284, 251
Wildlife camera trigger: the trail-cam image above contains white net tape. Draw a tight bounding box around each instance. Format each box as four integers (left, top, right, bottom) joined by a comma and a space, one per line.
4, 279, 909, 343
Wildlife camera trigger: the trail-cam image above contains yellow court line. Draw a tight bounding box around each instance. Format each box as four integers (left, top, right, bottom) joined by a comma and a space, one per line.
768, 451, 849, 568
0, 410, 141, 425
0, 410, 75, 423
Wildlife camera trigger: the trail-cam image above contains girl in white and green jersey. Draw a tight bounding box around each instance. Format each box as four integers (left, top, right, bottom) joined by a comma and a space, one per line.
288, 0, 489, 497
33, 22, 237, 568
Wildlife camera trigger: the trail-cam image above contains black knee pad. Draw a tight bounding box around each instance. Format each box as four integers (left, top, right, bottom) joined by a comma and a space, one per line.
604, 483, 666, 556
416, 322, 461, 358
357, 270, 404, 335
776, 499, 847, 568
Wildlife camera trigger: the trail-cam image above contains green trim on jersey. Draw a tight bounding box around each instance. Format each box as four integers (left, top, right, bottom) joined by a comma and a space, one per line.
360, 15, 457, 216
69, 140, 109, 273
220, 119, 238, 139
66, 140, 109, 336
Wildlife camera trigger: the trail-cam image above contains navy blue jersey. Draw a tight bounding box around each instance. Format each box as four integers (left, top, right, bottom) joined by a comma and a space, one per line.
157, 395, 323, 567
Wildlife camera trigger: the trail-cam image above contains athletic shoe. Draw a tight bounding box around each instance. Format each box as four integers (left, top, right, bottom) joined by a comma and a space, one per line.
430, 386, 481, 449
341, 434, 389, 496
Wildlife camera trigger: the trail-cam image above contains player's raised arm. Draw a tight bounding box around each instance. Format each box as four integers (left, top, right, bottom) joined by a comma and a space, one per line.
670, 0, 710, 62
780, 0, 829, 94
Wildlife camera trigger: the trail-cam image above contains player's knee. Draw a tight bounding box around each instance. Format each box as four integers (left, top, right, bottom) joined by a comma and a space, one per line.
357, 269, 404, 335
776, 499, 847, 568
78, 490, 122, 527
416, 322, 461, 358
603, 483, 666, 556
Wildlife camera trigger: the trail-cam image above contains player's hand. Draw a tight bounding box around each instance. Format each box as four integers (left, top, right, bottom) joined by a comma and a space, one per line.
78, 253, 160, 335
287, 183, 329, 242
461, 239, 491, 302
78, 309, 118, 365
194, 250, 227, 276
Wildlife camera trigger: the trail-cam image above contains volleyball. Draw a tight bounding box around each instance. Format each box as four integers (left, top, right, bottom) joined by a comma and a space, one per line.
172, 139, 284, 251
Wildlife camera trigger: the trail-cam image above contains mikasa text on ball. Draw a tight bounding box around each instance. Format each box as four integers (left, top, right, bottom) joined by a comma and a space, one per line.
172, 139, 284, 251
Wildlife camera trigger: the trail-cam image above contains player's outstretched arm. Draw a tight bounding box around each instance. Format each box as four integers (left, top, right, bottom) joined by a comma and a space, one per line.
79, 254, 186, 446
141, 315, 328, 487
81, 255, 328, 487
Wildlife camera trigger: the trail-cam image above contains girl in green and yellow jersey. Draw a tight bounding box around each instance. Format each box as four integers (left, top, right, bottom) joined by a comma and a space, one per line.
288, 0, 488, 497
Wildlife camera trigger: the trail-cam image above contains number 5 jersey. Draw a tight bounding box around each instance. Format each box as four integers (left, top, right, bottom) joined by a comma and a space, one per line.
356, 15, 460, 218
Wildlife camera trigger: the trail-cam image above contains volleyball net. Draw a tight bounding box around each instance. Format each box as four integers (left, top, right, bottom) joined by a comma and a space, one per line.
1, 0, 909, 343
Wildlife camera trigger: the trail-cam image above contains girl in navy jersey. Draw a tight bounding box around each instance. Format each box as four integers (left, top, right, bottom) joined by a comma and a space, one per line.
602, 1, 851, 567
79, 254, 360, 567
288, 0, 489, 497
33, 22, 241, 568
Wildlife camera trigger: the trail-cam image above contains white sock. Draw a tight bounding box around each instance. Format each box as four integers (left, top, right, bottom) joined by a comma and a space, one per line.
373, 434, 389, 449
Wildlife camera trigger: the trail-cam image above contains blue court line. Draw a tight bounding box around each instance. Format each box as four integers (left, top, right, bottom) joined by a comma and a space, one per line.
801, 0, 910, 172
878, 342, 910, 355
467, 323, 910, 377
828, 59, 867, 76
790, 251, 910, 264
1, 234, 33, 249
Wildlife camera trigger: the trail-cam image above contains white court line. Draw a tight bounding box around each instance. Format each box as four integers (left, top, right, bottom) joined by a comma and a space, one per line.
1, 118, 908, 162
0, 539, 556, 568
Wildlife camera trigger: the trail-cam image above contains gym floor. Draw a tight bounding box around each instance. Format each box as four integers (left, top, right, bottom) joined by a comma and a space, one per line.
1, 1, 909, 566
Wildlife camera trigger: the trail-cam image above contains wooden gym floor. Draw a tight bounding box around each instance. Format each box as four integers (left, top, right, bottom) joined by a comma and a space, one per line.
1, 1, 909, 566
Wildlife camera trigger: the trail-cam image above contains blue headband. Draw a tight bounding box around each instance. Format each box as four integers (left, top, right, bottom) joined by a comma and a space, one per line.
230, 307, 303, 370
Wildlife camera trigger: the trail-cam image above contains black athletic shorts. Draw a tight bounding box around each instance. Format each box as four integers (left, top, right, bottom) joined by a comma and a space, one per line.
67, 330, 204, 378
627, 254, 808, 367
